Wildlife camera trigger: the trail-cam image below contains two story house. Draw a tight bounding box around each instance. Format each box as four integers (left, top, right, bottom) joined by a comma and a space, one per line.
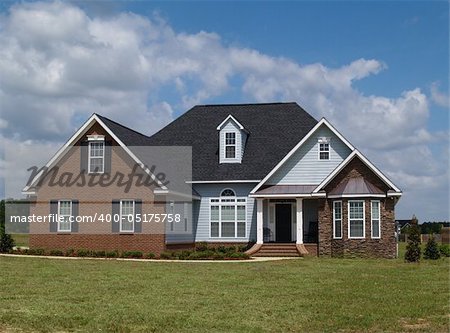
23, 102, 402, 257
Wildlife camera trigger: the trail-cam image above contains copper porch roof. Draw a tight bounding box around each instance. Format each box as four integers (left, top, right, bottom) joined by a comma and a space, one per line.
328, 177, 384, 196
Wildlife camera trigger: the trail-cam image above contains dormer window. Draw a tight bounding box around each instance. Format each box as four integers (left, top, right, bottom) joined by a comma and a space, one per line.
217, 114, 248, 164
318, 137, 330, 160
225, 132, 236, 159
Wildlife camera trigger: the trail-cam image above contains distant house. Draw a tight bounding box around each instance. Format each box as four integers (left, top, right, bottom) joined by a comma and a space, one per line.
396, 219, 412, 233
23, 102, 402, 258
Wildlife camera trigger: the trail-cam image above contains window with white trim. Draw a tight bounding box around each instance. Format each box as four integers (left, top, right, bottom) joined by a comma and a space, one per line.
120, 200, 135, 232
88, 141, 104, 173
348, 200, 365, 238
318, 137, 330, 160
371, 200, 381, 239
333, 201, 342, 239
225, 132, 236, 159
58, 200, 72, 232
210, 189, 246, 238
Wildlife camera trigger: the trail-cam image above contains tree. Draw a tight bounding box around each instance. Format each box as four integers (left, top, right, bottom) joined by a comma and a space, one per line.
0, 200, 15, 253
423, 235, 441, 260
405, 215, 421, 262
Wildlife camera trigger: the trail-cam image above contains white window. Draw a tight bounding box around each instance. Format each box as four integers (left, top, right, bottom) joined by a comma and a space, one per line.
318, 137, 330, 160
225, 132, 236, 159
120, 200, 135, 232
348, 200, 365, 239
371, 200, 381, 239
88, 142, 104, 173
333, 201, 342, 239
210, 189, 246, 238
58, 200, 72, 232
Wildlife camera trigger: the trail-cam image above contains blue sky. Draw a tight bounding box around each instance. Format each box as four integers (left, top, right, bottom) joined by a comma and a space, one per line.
0, 1, 448, 221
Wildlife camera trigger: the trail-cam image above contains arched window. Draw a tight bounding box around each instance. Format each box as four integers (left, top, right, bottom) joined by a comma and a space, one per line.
210, 188, 246, 238
220, 188, 236, 197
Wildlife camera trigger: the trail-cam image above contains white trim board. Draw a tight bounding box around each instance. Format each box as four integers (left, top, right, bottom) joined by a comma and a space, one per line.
313, 150, 402, 194
216, 114, 245, 130
250, 118, 355, 194
187, 180, 261, 184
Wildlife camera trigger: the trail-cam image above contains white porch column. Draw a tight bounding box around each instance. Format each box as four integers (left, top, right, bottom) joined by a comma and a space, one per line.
256, 198, 264, 244
296, 198, 303, 244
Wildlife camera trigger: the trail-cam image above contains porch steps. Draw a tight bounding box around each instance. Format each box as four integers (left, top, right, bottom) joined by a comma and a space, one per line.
252, 243, 300, 257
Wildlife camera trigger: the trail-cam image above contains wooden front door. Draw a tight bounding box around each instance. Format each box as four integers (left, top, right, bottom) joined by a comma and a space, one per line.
275, 204, 292, 242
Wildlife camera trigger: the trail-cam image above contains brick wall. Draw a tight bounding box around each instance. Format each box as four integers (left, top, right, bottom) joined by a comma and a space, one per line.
29, 234, 165, 255
318, 156, 397, 258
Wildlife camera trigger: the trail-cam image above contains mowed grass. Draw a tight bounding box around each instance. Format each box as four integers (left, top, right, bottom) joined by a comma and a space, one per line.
0, 247, 448, 333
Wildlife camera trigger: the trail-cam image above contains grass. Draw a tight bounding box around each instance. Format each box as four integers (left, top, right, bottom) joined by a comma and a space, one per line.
0, 244, 448, 332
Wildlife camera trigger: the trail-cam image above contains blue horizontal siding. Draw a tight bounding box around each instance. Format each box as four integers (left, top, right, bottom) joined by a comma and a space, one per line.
267, 124, 352, 185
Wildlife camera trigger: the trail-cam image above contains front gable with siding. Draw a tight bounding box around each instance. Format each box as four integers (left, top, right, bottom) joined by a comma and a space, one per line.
265, 123, 352, 185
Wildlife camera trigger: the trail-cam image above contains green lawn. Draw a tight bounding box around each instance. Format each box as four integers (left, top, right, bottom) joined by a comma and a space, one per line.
0, 249, 448, 333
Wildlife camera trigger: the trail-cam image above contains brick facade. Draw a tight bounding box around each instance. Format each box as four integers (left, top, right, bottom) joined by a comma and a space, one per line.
29, 234, 165, 255
317, 156, 397, 258
29, 122, 167, 254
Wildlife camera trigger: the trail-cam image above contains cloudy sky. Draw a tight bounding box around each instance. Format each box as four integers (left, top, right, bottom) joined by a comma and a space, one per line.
0, 1, 448, 221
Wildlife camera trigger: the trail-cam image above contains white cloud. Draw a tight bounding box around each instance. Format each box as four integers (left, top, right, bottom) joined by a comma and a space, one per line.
0, 1, 448, 220
430, 81, 449, 108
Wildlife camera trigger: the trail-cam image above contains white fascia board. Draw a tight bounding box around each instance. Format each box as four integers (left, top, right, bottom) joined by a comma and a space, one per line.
186, 180, 261, 184
216, 114, 245, 130
327, 194, 386, 199
153, 189, 201, 200
387, 192, 403, 197
22, 114, 168, 193
313, 150, 402, 194
249, 193, 326, 198
250, 118, 355, 194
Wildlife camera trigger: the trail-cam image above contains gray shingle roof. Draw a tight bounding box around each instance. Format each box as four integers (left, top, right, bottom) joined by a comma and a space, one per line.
97, 102, 318, 181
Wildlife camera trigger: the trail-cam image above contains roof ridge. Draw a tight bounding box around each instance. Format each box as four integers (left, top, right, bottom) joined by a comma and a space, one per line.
95, 113, 150, 138
196, 102, 298, 107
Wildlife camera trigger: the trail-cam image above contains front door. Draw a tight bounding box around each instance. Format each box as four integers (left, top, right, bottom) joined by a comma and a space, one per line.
275, 204, 292, 242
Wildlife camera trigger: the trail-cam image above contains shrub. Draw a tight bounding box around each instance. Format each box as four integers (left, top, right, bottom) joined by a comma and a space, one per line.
106, 250, 119, 258
34, 248, 45, 256
146, 252, 156, 259
439, 244, 450, 257
76, 249, 91, 257
49, 249, 64, 256
65, 248, 75, 257
159, 251, 174, 259
216, 245, 227, 253
212, 252, 226, 260
195, 242, 208, 252
424, 236, 441, 260
173, 250, 192, 260
121, 251, 143, 259
237, 244, 249, 253
0, 229, 15, 253
93, 250, 106, 258
405, 216, 421, 262
228, 252, 249, 260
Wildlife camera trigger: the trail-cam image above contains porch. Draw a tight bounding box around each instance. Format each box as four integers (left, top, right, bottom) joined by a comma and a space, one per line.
246, 185, 325, 256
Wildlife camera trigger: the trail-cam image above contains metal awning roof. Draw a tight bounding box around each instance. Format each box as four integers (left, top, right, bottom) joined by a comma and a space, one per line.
328, 177, 384, 196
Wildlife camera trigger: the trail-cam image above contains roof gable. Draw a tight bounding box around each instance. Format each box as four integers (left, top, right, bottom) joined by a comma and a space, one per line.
313, 150, 402, 194
23, 114, 168, 193
251, 118, 354, 193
